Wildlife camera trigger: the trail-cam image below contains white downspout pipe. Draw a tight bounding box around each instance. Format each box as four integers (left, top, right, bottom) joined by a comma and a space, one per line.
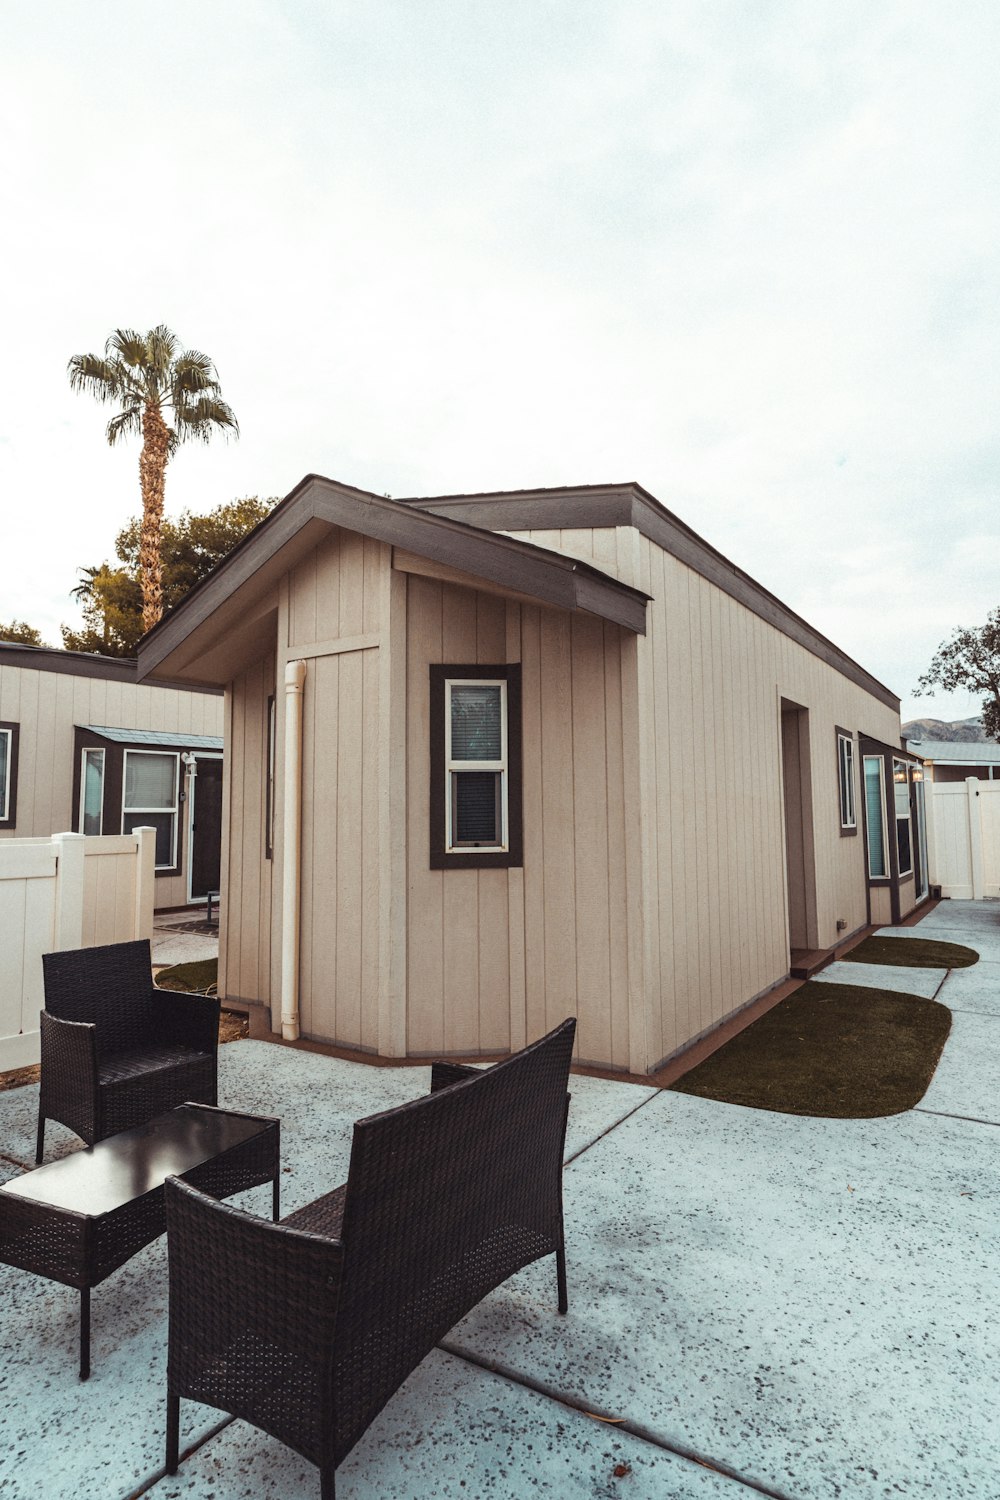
281, 659, 307, 1040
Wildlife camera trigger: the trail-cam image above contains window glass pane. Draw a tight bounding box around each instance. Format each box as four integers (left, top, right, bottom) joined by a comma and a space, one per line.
124, 810, 174, 867
893, 761, 910, 817
864, 756, 886, 878
124, 752, 176, 809
82, 750, 104, 835
839, 737, 855, 827
0, 732, 7, 817
897, 817, 912, 877
450, 686, 502, 761
453, 771, 500, 844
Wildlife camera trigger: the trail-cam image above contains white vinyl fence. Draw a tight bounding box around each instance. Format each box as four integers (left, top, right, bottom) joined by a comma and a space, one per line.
926, 779, 1000, 900
0, 829, 155, 1071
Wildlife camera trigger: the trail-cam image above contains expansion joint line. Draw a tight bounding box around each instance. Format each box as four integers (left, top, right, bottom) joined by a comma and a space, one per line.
437, 1340, 799, 1500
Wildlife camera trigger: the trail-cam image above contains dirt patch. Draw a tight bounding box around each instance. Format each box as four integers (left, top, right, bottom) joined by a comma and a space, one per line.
850, 935, 979, 969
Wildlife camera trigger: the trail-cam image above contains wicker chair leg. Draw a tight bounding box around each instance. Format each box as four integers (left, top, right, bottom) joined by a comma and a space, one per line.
166, 1391, 180, 1474
320, 1460, 336, 1499
556, 1242, 568, 1314
35, 1114, 45, 1166
79, 1289, 90, 1380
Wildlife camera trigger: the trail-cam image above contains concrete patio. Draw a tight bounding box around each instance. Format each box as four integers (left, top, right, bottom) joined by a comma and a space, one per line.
1, 901, 998, 1499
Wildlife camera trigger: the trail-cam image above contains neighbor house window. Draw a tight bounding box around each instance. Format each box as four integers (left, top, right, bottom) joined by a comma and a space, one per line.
893, 758, 913, 878
836, 730, 857, 833
80, 748, 105, 835
429, 665, 522, 869
122, 749, 180, 870
863, 754, 888, 878
0, 721, 18, 828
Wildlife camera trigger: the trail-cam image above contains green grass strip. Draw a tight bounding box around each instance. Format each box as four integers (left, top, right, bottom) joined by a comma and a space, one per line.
155, 958, 218, 994
850, 935, 978, 969
671, 981, 951, 1119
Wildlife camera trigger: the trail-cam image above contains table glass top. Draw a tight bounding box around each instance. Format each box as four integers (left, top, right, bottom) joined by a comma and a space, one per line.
1, 1105, 276, 1217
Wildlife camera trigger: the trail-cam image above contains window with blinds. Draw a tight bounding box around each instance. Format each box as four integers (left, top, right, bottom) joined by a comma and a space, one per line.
446, 681, 507, 849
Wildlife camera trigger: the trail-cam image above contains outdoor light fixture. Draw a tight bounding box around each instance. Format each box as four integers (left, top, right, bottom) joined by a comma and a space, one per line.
911, 767, 924, 782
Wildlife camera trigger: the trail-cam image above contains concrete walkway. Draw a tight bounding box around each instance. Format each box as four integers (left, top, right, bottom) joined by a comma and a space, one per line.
1, 902, 998, 1498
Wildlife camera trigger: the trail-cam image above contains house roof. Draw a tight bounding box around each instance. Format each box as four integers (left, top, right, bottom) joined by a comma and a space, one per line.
0, 641, 221, 694
907, 738, 1000, 763
137, 475, 651, 686
399, 482, 900, 711
83, 726, 224, 750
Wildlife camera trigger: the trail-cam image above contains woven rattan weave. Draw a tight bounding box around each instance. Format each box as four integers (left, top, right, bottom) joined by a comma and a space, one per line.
37, 939, 219, 1163
165, 1017, 576, 1499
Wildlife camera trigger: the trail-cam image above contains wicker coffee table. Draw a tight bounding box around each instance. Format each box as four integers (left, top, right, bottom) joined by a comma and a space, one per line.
0, 1102, 280, 1379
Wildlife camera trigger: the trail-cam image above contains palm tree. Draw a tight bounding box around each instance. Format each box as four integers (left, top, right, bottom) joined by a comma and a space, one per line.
68, 326, 238, 632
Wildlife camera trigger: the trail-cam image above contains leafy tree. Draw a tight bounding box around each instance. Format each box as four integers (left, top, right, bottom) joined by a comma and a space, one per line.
68, 326, 239, 632
916, 607, 1000, 741
62, 496, 276, 657
0, 620, 47, 646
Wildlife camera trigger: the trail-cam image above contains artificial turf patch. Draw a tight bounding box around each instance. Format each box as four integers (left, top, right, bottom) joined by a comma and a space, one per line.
155, 958, 218, 994
849, 935, 979, 969
670, 981, 952, 1118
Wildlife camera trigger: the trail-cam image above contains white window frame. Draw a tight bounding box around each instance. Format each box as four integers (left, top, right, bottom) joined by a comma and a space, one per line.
863, 754, 889, 879
837, 732, 857, 831
445, 677, 509, 853
0, 726, 11, 822
121, 748, 180, 870
79, 747, 106, 836
893, 757, 913, 878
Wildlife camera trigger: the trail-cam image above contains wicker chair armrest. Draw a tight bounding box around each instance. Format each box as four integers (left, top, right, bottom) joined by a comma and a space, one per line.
151, 987, 220, 1053
429, 1060, 483, 1093
166, 1176, 343, 1381
39, 1010, 98, 1100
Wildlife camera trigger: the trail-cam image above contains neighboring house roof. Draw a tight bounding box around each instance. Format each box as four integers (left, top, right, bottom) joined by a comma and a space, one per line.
137, 475, 651, 686
0, 641, 221, 695
83, 725, 224, 750
907, 738, 1000, 763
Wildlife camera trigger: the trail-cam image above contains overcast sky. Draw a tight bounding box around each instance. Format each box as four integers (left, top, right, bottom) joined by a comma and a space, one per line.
2, 1, 998, 724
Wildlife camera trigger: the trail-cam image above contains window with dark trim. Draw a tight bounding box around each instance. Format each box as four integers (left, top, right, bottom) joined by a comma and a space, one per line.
430, 665, 522, 869
836, 728, 857, 834
0, 721, 19, 828
893, 757, 913, 877
265, 694, 276, 860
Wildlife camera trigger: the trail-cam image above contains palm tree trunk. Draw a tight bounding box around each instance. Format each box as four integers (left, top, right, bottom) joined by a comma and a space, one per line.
138, 403, 170, 633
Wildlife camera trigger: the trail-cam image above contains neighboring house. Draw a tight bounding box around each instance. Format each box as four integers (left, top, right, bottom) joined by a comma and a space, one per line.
0, 643, 223, 910
906, 737, 1000, 782
136, 475, 926, 1075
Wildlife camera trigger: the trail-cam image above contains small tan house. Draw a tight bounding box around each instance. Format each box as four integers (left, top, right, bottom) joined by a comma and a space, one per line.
0, 643, 223, 910
137, 475, 924, 1074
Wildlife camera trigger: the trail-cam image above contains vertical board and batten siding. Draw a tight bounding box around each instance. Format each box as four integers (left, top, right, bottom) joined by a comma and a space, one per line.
219, 653, 274, 1005
404, 573, 636, 1071
0, 659, 222, 909
277, 529, 383, 1047
508, 526, 904, 1070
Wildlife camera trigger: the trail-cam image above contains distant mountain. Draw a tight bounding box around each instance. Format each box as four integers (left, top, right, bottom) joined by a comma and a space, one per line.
902, 716, 989, 743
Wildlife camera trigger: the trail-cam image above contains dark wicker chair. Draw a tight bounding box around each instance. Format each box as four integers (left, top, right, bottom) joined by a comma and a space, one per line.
37, 939, 219, 1164
164, 1016, 577, 1498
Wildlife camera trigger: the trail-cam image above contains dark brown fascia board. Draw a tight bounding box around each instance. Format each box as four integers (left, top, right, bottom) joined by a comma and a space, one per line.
138, 475, 648, 683
0, 641, 221, 695
401, 482, 901, 712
